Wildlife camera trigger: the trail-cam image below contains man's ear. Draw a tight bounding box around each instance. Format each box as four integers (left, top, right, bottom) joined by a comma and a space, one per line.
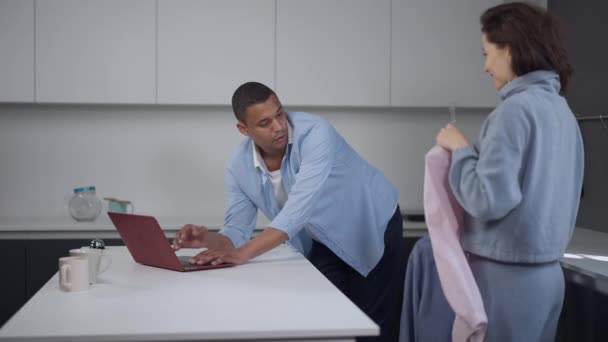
236, 121, 249, 136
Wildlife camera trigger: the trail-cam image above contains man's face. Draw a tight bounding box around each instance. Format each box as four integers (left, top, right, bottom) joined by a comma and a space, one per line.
237, 94, 288, 156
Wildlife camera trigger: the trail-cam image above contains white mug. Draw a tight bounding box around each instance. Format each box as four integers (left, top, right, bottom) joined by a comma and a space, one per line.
58, 256, 90, 292
69, 247, 112, 284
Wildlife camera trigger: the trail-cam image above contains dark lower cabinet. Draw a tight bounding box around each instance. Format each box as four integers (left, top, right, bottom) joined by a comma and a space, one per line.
557, 280, 608, 342
0, 240, 26, 328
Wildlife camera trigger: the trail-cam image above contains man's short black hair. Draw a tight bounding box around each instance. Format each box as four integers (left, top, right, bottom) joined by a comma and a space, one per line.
231, 82, 276, 122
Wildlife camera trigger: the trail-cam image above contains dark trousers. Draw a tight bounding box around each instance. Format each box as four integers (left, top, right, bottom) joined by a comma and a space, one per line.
308, 206, 407, 342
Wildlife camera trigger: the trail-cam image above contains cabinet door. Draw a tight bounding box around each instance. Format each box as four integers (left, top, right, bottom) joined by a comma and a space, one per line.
35, 0, 156, 103
391, 0, 500, 107
276, 0, 391, 106
0, 240, 26, 328
157, 0, 275, 105
0, 0, 34, 102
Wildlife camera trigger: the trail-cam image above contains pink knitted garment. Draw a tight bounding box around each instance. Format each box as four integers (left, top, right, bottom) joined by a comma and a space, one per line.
424, 146, 487, 342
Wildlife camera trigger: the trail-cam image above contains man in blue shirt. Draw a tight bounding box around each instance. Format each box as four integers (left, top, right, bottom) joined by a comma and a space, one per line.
173, 82, 406, 341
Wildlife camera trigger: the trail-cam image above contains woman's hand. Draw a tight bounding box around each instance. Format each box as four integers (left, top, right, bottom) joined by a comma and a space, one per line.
436, 123, 470, 151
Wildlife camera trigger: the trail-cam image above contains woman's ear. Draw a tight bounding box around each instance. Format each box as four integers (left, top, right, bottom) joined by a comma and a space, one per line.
504, 46, 517, 81
506, 46, 513, 63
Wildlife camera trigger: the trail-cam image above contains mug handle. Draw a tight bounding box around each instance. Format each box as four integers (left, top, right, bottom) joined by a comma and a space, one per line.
128, 203, 135, 214
98, 253, 112, 274
60, 264, 71, 290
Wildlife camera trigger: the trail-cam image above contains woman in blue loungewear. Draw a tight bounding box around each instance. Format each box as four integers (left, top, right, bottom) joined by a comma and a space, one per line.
400, 3, 584, 341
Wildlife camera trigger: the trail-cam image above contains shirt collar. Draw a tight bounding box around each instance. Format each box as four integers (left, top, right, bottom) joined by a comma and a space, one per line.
252, 122, 293, 170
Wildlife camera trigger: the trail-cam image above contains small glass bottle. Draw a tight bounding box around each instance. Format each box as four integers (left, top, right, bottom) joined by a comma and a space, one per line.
68, 186, 102, 222
89, 238, 105, 250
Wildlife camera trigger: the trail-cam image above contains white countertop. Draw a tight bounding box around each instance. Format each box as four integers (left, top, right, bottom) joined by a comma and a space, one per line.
0, 216, 232, 239
561, 227, 608, 294
0, 244, 378, 342
0, 216, 428, 239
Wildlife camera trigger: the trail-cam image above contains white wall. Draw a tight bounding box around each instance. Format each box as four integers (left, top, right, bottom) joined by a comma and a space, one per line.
0, 104, 487, 226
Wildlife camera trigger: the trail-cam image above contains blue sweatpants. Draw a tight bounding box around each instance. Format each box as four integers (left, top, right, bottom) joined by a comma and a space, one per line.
400, 235, 564, 342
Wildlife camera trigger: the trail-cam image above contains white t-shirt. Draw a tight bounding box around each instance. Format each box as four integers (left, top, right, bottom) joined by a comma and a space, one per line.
252, 124, 320, 242
268, 169, 288, 209
267, 169, 320, 241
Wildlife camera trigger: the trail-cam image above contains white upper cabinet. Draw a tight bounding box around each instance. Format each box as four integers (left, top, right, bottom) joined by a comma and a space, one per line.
157, 0, 275, 105
391, 0, 501, 107
0, 0, 34, 102
3, 0, 511, 107
35, 0, 156, 103
276, 0, 391, 107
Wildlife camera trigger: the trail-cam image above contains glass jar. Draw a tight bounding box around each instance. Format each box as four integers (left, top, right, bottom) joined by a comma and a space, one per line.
68, 186, 102, 222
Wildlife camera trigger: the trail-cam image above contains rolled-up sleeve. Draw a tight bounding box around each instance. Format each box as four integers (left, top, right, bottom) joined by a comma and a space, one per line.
218, 169, 257, 248
269, 121, 335, 238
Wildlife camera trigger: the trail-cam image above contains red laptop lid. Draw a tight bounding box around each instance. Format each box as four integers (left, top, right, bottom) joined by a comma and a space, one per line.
108, 212, 183, 270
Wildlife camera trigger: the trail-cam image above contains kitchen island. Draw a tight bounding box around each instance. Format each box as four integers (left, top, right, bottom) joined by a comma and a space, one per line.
0, 244, 378, 342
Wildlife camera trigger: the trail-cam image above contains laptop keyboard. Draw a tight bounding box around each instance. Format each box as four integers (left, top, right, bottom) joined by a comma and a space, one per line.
178, 255, 194, 265
178, 255, 213, 266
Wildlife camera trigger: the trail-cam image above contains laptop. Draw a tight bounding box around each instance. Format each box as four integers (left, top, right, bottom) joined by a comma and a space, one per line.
108, 212, 234, 272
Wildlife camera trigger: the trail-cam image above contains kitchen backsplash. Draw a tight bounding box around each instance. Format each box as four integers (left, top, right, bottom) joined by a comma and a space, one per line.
0, 104, 487, 225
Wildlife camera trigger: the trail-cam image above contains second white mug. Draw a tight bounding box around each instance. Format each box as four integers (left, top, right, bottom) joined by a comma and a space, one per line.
69, 247, 112, 284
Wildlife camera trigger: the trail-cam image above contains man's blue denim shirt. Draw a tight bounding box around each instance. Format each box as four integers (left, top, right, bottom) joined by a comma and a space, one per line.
219, 112, 399, 276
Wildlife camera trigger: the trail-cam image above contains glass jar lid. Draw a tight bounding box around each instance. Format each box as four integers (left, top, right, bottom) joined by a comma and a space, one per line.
73, 186, 96, 193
